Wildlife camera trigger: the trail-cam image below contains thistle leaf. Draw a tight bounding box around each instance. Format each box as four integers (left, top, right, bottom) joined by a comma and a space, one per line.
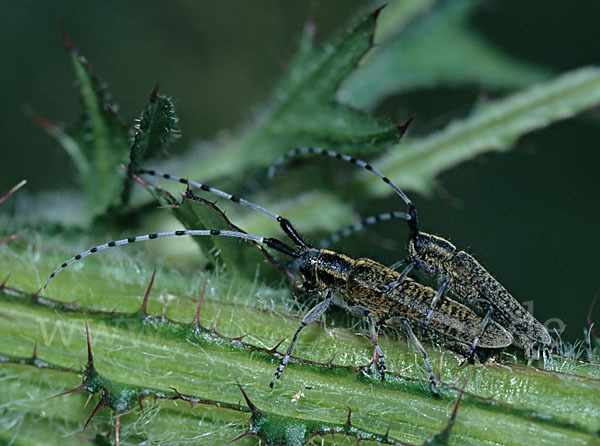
42, 28, 130, 219
128, 88, 180, 167
338, 0, 551, 110
260, 6, 399, 154
369, 66, 600, 196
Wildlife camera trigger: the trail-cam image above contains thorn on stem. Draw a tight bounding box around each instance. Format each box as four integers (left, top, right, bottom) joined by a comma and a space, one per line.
150, 84, 160, 102
0, 179, 27, 205
394, 365, 411, 376
0, 274, 9, 291
84, 319, 93, 365
346, 406, 352, 427
211, 310, 220, 333
139, 267, 157, 316
138, 395, 145, 414
115, 415, 121, 446
383, 420, 392, 441
58, 22, 74, 51
49, 384, 86, 400
326, 355, 336, 368
30, 288, 41, 303
83, 392, 93, 409
451, 371, 465, 388
233, 333, 248, 342
269, 336, 288, 354
161, 294, 169, 319
83, 391, 106, 431
588, 297, 597, 339
193, 276, 208, 327
235, 380, 258, 414
396, 116, 414, 137
447, 380, 467, 429
24, 106, 57, 133
228, 429, 253, 444
169, 386, 183, 399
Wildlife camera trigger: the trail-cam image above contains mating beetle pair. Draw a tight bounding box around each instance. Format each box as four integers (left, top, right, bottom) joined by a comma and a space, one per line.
45, 149, 550, 394
271, 147, 552, 360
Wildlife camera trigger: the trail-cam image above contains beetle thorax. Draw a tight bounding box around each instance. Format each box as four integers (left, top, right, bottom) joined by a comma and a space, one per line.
295, 248, 353, 292
409, 232, 456, 266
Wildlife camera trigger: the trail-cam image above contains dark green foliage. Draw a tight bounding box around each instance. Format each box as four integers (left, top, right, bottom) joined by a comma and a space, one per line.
128, 87, 180, 167
39, 28, 131, 220
339, 0, 551, 109
122, 88, 180, 204
257, 7, 400, 156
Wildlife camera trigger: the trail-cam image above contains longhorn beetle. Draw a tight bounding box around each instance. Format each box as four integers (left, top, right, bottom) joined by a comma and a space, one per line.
269, 147, 551, 360
45, 170, 513, 395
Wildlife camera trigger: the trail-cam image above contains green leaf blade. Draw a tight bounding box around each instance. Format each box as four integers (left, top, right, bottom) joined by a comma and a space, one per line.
37, 28, 130, 220
129, 89, 180, 167
66, 49, 130, 218
173, 195, 272, 278
254, 7, 399, 160
368, 66, 600, 196
338, 0, 551, 110
139, 183, 273, 279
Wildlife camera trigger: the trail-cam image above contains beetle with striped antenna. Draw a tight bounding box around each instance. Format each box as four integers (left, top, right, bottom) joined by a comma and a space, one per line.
45, 170, 514, 395
269, 147, 552, 360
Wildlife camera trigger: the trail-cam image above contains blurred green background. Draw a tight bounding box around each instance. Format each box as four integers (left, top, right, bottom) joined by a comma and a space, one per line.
1, 0, 599, 342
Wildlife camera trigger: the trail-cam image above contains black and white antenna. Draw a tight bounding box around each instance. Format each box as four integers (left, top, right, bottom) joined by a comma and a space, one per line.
269, 147, 420, 237
45, 229, 298, 289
